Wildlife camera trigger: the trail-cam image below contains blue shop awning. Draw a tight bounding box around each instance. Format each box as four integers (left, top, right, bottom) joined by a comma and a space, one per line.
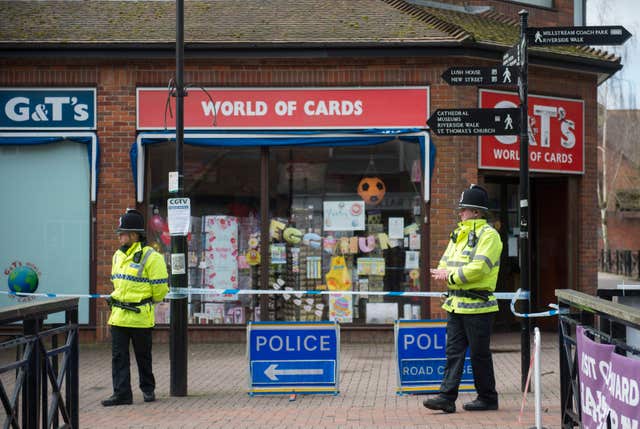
132, 129, 434, 203
0, 132, 99, 201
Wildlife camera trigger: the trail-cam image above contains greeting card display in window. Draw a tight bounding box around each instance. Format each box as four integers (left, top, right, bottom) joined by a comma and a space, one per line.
323, 201, 365, 231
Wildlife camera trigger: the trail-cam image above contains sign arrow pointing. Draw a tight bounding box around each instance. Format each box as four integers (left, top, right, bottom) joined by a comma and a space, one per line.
442, 66, 520, 86
527, 25, 632, 46
427, 108, 520, 136
264, 364, 324, 381
503, 42, 522, 67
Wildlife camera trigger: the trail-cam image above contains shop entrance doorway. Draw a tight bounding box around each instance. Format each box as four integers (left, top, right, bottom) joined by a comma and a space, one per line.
531, 177, 571, 331
485, 178, 519, 331
485, 176, 573, 331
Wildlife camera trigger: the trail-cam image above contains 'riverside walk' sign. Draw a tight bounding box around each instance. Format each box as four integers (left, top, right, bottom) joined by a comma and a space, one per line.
427, 108, 520, 136
527, 26, 632, 46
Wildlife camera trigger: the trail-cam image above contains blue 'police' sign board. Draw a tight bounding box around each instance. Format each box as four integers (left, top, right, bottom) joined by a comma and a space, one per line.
395, 320, 474, 394
247, 321, 339, 395
0, 88, 96, 130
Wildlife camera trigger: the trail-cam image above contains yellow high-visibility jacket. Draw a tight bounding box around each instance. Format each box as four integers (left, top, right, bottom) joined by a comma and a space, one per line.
108, 242, 169, 328
437, 219, 502, 314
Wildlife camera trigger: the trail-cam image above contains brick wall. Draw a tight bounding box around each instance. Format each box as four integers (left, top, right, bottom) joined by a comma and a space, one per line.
0, 54, 598, 338
598, 153, 640, 252
605, 214, 640, 250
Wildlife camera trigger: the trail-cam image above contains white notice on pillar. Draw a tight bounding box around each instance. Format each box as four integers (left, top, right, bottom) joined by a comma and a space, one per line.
167, 197, 191, 236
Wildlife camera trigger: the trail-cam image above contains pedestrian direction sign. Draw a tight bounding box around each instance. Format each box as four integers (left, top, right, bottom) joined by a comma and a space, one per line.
427, 108, 520, 136
442, 66, 519, 86
247, 321, 339, 395
527, 26, 631, 46
503, 41, 522, 67
395, 320, 474, 394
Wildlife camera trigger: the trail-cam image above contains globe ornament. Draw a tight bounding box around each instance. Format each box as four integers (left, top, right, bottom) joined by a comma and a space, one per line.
7, 266, 39, 294
357, 177, 386, 205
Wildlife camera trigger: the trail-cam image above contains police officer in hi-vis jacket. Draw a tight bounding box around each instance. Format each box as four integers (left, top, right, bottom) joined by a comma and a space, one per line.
423, 185, 502, 414
102, 209, 169, 406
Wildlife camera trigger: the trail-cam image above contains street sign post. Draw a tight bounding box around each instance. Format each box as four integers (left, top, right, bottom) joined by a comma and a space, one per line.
435, 9, 631, 395
442, 66, 520, 86
527, 25, 631, 46
247, 321, 339, 395
503, 41, 522, 67
427, 108, 520, 136
395, 320, 474, 394
516, 11, 531, 394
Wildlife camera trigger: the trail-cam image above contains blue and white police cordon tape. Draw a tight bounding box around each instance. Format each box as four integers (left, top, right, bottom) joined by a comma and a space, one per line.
4, 288, 574, 319
2, 287, 531, 304
1, 291, 110, 299
510, 288, 570, 318
169, 287, 528, 301
3, 288, 577, 319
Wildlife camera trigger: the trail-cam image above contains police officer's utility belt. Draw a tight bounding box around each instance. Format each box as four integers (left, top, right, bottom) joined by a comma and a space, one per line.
109, 297, 153, 313
446, 289, 491, 301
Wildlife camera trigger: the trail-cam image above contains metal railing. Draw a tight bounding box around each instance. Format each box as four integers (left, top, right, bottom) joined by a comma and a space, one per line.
599, 249, 640, 278
556, 289, 640, 429
0, 298, 79, 428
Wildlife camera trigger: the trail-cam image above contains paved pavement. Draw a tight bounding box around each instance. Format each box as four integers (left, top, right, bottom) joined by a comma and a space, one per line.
596, 271, 640, 290
76, 330, 561, 429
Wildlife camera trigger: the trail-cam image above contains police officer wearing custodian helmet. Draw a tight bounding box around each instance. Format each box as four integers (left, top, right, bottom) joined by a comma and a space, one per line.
423, 185, 502, 414
102, 209, 169, 406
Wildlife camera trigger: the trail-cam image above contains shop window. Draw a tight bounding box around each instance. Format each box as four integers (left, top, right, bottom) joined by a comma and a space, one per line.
0, 142, 90, 323
507, 0, 553, 8
147, 140, 424, 325
147, 142, 260, 326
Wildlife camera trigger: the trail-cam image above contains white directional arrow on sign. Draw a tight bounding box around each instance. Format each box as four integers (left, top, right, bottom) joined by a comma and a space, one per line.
264, 364, 324, 381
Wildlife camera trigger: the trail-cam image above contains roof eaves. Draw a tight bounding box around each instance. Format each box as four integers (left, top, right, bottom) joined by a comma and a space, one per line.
382, 0, 474, 43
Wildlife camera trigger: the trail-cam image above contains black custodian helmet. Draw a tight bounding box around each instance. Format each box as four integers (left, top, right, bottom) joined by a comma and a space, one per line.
117, 209, 146, 233
458, 185, 489, 211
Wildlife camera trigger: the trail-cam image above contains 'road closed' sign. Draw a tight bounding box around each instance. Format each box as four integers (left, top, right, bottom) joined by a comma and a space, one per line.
395, 320, 474, 394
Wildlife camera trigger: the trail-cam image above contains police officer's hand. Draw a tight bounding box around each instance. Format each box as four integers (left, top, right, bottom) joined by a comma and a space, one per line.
105, 296, 113, 307
430, 268, 449, 280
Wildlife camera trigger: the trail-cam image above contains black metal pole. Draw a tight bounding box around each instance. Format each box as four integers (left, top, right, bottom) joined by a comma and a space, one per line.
66, 307, 79, 429
23, 319, 40, 429
259, 146, 270, 320
169, 0, 188, 397
518, 9, 532, 392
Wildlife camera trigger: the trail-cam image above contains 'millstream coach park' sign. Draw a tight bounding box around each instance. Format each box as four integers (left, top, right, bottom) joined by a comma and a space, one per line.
527, 26, 632, 46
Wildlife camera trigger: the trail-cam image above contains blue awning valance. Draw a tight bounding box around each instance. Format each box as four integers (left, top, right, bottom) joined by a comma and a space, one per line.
132, 129, 434, 203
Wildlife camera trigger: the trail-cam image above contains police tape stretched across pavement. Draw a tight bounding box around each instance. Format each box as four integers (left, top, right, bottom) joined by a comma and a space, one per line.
1, 287, 568, 318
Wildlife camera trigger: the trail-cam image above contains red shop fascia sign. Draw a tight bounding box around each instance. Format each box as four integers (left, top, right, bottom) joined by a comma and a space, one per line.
479, 89, 585, 174
137, 87, 430, 130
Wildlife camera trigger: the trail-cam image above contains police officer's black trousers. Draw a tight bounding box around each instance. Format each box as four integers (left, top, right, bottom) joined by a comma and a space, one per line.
111, 326, 155, 399
439, 312, 498, 404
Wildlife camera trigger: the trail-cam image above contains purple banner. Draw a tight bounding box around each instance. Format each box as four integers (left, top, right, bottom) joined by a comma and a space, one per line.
577, 326, 640, 429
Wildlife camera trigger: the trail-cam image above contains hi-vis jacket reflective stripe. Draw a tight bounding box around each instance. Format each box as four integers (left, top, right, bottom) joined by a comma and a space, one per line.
437, 219, 502, 314
108, 242, 169, 328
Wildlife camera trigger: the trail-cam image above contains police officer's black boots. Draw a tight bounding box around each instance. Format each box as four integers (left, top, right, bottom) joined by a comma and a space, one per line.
423, 396, 456, 413
463, 398, 499, 411
101, 395, 133, 406
143, 391, 155, 402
